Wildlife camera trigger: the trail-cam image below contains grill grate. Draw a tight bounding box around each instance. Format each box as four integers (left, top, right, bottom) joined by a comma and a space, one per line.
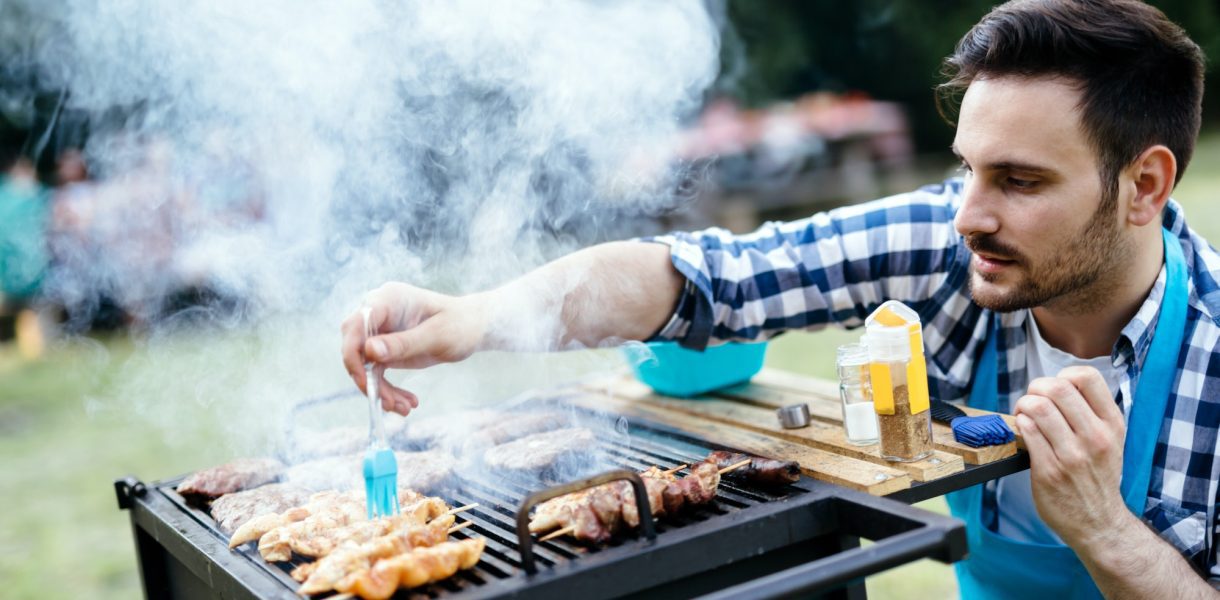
162, 423, 808, 599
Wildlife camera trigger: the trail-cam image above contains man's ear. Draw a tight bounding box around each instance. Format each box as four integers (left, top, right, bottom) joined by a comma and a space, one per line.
1125, 145, 1176, 227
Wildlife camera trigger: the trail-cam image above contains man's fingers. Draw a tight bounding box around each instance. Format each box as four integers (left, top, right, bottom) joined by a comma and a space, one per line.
340, 314, 368, 389
1014, 393, 1081, 465
366, 319, 459, 369
1016, 412, 1060, 479
1025, 375, 1098, 438
1058, 365, 1124, 430
381, 379, 420, 416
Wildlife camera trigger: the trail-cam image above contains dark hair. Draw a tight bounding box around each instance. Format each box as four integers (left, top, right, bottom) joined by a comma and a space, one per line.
937, 0, 1205, 194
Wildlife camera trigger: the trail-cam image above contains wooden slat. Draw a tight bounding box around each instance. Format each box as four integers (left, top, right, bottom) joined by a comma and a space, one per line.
742, 369, 1021, 463
567, 390, 911, 496
611, 379, 962, 482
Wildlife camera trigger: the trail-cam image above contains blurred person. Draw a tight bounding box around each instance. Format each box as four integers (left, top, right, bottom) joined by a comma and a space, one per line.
342, 1, 1220, 597
0, 130, 51, 358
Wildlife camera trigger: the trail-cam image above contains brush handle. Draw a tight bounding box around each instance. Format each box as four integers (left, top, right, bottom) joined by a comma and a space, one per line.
365, 364, 388, 448
362, 307, 388, 450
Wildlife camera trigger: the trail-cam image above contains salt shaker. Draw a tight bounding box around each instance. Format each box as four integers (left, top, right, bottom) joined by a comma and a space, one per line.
836, 343, 879, 445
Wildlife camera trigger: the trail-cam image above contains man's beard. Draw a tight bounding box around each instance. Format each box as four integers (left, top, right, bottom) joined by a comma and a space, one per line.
967, 191, 1128, 313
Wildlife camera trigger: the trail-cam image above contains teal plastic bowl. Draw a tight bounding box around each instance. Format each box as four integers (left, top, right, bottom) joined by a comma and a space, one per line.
622, 341, 769, 398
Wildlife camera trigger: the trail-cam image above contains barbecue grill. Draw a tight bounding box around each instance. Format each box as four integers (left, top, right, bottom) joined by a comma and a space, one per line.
116, 392, 1024, 599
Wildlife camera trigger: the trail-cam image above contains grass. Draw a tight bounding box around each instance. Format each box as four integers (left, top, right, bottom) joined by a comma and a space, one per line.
2, 132, 1218, 600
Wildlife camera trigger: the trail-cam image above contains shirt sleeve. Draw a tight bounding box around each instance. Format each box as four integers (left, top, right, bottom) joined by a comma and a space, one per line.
640, 180, 965, 349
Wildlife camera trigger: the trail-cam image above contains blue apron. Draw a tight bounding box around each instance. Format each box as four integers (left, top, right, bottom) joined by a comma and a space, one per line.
946, 228, 1188, 599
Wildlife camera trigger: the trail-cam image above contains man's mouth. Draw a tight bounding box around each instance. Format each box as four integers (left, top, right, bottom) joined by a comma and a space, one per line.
972, 252, 1016, 274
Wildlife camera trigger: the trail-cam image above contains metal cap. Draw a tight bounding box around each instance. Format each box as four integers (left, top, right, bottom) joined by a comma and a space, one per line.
777, 403, 811, 429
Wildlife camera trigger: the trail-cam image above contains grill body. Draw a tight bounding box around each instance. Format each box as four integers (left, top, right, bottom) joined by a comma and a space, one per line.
116, 418, 972, 599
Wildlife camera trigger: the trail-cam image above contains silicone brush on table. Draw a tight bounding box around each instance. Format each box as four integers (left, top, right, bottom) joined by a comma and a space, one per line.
362, 307, 399, 518
929, 400, 1015, 447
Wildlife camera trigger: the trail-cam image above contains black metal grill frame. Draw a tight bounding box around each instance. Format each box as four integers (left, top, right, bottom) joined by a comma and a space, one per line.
116, 409, 1004, 599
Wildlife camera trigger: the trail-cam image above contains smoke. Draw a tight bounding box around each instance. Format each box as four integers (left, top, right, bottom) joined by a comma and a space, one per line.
5, 0, 724, 452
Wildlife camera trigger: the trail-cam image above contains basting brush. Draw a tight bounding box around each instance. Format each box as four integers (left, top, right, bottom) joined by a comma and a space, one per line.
362, 307, 399, 519
929, 400, 1015, 447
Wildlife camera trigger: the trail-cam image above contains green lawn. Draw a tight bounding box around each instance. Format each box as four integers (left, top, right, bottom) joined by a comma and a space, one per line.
2, 132, 1218, 599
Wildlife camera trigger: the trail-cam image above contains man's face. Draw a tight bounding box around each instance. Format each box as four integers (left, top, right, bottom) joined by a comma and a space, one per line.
952, 76, 1130, 313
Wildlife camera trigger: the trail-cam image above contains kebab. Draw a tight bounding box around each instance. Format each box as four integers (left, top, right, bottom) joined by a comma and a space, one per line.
274, 496, 452, 560
334, 538, 487, 600
533, 460, 731, 544
295, 514, 460, 594
527, 464, 683, 537
229, 490, 369, 548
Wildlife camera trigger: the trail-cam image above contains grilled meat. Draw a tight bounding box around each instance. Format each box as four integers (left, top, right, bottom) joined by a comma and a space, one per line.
398, 409, 504, 448
176, 458, 284, 504
284, 449, 456, 494
458, 412, 568, 455
230, 490, 355, 548
530, 461, 719, 544
482, 427, 596, 472
209, 483, 310, 534
393, 450, 459, 494
289, 497, 450, 559
707, 450, 800, 487
229, 489, 422, 549
284, 454, 357, 492
334, 538, 486, 600
293, 426, 367, 461
296, 513, 456, 594
258, 492, 443, 562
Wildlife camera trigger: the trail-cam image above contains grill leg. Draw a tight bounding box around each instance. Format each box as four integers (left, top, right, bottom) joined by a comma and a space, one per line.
132, 523, 172, 599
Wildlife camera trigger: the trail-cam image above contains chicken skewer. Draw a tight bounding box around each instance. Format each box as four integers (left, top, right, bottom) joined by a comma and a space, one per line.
268, 496, 451, 560
296, 512, 464, 595
335, 537, 487, 600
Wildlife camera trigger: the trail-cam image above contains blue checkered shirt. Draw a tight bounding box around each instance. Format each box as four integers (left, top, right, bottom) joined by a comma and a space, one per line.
646, 178, 1220, 580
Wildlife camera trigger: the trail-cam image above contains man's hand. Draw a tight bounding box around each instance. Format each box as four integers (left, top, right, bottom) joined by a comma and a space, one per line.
1013, 365, 1127, 548
340, 282, 490, 416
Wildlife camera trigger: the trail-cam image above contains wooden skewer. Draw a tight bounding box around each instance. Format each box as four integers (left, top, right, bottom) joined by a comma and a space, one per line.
538, 526, 573, 543
447, 521, 474, 534
442, 503, 479, 517
662, 463, 688, 475
718, 458, 752, 475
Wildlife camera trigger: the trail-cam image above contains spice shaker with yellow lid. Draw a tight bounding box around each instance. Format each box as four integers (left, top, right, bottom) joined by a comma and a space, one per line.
864, 300, 933, 462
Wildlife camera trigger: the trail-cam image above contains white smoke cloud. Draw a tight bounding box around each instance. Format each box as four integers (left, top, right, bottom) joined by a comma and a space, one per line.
9, 0, 724, 452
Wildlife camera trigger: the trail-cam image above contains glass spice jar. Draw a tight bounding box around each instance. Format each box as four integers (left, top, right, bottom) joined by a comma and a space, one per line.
836, 343, 879, 446
865, 301, 933, 462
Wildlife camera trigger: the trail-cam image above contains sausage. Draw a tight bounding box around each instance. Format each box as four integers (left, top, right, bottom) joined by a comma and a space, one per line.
707, 450, 800, 487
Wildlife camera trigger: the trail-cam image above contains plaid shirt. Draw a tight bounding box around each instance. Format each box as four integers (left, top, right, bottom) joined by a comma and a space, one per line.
647, 178, 1220, 580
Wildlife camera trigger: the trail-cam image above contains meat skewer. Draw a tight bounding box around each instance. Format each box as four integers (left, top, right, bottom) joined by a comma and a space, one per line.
535, 460, 726, 543
334, 538, 487, 600
707, 450, 800, 487
270, 496, 452, 560
296, 513, 460, 595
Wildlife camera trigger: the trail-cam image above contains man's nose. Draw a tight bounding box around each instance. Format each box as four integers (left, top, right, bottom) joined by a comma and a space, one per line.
953, 177, 999, 238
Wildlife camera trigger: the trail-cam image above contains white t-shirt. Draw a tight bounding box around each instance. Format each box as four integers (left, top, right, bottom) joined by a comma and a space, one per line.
993, 312, 1125, 544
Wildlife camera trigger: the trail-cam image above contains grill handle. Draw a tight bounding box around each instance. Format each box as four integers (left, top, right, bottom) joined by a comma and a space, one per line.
694, 495, 966, 600
516, 469, 656, 575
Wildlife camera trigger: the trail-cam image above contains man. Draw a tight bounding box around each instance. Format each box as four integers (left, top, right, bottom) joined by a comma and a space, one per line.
341, 1, 1219, 596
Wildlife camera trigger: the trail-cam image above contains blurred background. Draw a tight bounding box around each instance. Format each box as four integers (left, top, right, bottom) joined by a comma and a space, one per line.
2, 1, 1218, 598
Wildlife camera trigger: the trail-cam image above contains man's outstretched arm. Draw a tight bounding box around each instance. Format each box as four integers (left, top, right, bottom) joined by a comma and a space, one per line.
339, 241, 683, 414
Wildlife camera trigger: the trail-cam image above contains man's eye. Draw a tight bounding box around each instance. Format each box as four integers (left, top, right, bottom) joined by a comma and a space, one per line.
1007, 177, 1037, 190
958, 163, 972, 176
